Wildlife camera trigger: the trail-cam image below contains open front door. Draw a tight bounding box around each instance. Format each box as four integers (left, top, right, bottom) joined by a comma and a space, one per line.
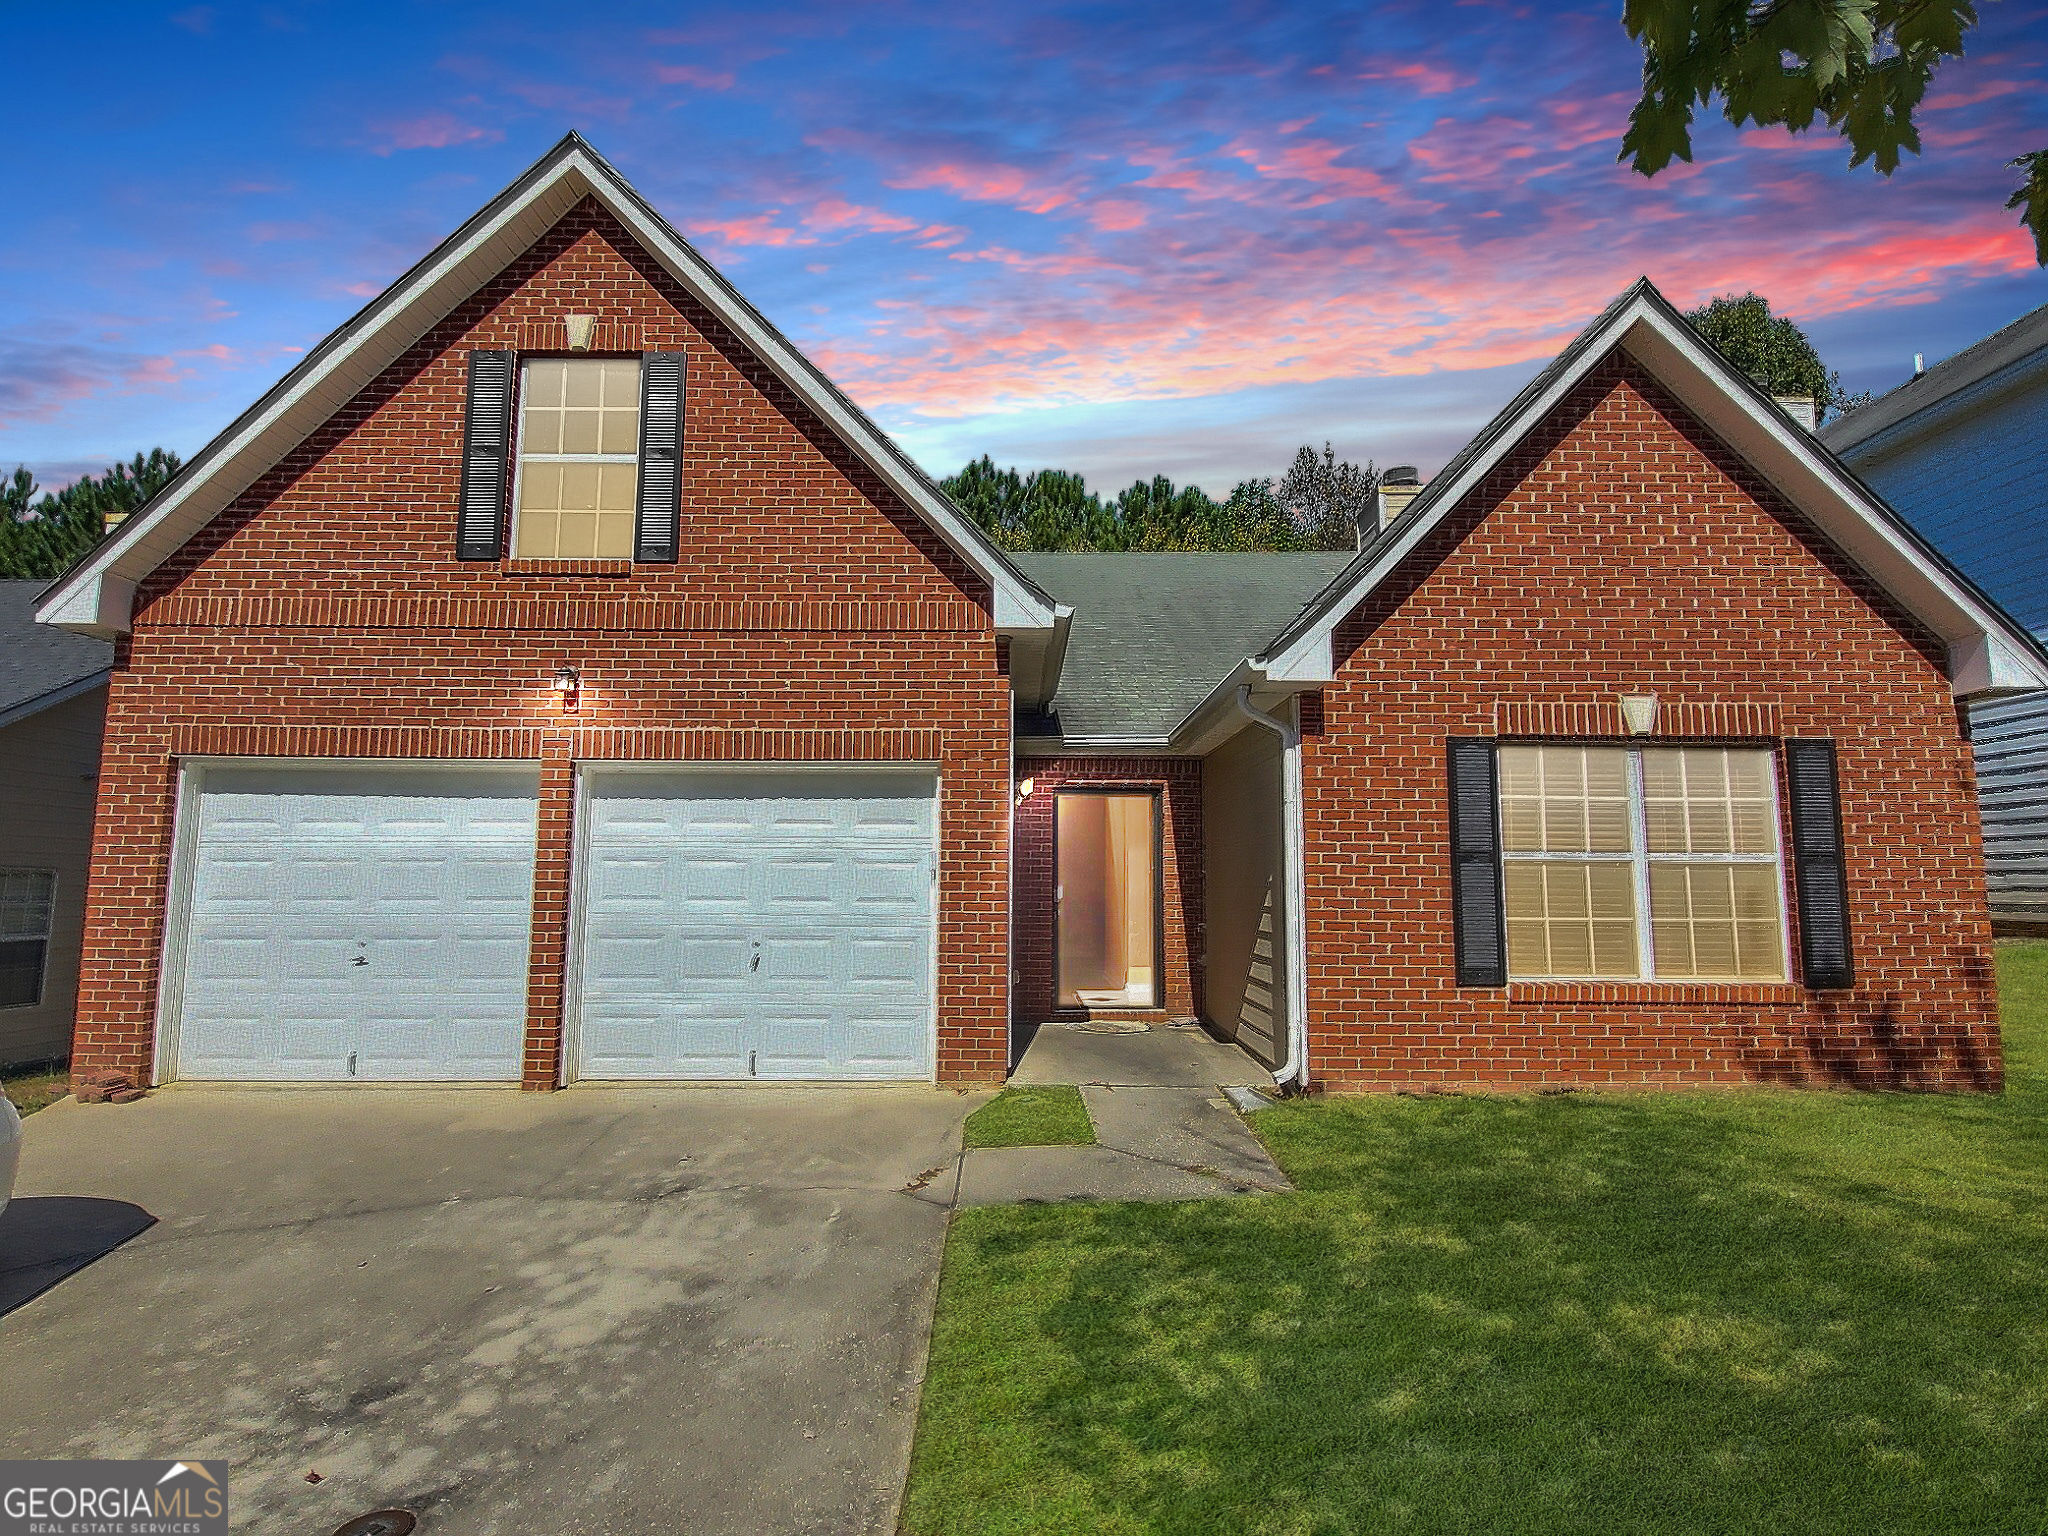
1054, 790, 1161, 1008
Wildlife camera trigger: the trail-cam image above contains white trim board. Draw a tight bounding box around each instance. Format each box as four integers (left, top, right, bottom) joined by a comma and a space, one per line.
1241, 280, 2048, 706
34, 135, 1066, 695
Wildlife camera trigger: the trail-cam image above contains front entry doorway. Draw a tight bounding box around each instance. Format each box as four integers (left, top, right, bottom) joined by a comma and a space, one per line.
1054, 790, 1162, 1009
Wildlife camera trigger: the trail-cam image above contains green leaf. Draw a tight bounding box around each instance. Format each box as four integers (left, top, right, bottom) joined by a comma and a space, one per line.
2008, 151, 2048, 266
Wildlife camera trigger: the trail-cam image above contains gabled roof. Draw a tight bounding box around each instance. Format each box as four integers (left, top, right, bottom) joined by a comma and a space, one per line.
0, 581, 110, 729
34, 135, 1066, 691
1242, 278, 2048, 706
1012, 552, 1352, 744
1820, 299, 2048, 459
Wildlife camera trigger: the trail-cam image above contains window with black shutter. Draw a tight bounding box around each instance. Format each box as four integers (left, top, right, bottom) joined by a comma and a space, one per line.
1447, 738, 1507, 986
1784, 739, 1853, 988
457, 348, 515, 560
634, 351, 685, 563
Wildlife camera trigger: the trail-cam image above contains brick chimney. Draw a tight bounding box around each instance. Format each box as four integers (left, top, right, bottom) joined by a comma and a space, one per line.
1375, 465, 1424, 530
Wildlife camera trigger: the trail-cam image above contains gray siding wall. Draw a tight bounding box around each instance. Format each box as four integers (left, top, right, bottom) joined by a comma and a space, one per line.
0, 685, 106, 1068
1201, 724, 1286, 1066
1972, 694, 2048, 918
1841, 363, 2048, 924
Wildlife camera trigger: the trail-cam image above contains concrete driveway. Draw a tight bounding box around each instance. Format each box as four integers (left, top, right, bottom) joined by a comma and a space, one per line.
0, 1086, 977, 1536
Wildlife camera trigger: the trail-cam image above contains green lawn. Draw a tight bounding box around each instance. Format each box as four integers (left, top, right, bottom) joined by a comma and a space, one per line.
903, 946, 2048, 1535
2, 1066, 69, 1117
966, 1085, 1097, 1149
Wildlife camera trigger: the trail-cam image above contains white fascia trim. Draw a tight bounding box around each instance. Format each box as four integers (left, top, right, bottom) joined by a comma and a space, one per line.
1014, 733, 1178, 758
1258, 291, 2048, 700
38, 174, 584, 636
576, 148, 1055, 636
1628, 311, 2048, 698
38, 142, 1059, 642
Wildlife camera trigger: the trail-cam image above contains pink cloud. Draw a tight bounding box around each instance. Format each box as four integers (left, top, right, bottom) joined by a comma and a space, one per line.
653, 63, 737, 91
1361, 59, 1475, 96
1085, 199, 1150, 231
688, 211, 805, 249
1925, 78, 2024, 111
0, 338, 236, 431
367, 112, 502, 155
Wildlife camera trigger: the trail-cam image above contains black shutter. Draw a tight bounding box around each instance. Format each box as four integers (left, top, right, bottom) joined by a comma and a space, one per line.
1447, 737, 1507, 986
1786, 739, 1853, 989
457, 349, 514, 561
634, 351, 685, 564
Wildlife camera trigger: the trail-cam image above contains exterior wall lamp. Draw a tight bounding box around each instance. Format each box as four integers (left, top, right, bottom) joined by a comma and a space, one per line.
553, 664, 582, 713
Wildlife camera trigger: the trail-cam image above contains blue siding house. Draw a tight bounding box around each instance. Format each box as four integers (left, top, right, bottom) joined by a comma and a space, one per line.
1821, 302, 2048, 927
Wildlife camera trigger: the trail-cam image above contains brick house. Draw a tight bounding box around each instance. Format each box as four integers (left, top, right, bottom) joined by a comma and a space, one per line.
39, 136, 2048, 1094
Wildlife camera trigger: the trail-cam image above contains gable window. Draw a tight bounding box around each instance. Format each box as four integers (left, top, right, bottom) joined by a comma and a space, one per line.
513, 357, 642, 559
1498, 744, 1788, 982
0, 869, 56, 1008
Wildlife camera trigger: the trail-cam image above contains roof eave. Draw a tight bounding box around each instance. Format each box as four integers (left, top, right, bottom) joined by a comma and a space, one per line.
0, 668, 112, 732
37, 135, 1058, 641
1255, 282, 2048, 701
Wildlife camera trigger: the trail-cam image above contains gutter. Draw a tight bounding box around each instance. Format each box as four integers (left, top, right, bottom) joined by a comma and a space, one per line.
1232, 685, 1310, 1092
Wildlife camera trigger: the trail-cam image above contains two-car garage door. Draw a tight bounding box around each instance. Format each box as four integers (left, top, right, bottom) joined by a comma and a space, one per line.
161, 762, 937, 1083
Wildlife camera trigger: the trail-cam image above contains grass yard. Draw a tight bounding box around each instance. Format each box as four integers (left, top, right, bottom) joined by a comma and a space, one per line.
966, 1085, 1097, 1149
2, 1066, 69, 1117
903, 946, 2048, 1535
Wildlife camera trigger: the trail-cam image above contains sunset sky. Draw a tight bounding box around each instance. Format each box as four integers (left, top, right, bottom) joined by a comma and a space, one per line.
5, 1, 2046, 498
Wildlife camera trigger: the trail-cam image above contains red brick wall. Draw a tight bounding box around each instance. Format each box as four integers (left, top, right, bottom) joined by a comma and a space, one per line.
76, 198, 1014, 1089
1011, 756, 1204, 1024
1302, 354, 2000, 1093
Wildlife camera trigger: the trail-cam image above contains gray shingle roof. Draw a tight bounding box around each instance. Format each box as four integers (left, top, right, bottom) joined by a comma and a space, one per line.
1013, 553, 1354, 740
1820, 299, 2048, 455
1, 581, 112, 722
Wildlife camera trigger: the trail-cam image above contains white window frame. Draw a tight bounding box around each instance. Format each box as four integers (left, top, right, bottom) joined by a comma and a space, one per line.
0, 867, 57, 1010
509, 356, 643, 560
1499, 745, 1793, 984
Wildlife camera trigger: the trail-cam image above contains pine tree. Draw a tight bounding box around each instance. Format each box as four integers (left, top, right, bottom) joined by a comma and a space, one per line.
0, 449, 183, 579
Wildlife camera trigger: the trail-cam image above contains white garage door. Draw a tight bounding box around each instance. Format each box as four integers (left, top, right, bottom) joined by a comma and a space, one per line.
166, 764, 540, 1082
573, 769, 937, 1081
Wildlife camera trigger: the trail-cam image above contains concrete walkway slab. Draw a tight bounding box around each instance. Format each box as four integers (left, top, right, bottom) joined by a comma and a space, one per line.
964, 1023, 1293, 1206
957, 1088, 1291, 1207
1010, 1019, 1271, 1088
1, 1086, 973, 1536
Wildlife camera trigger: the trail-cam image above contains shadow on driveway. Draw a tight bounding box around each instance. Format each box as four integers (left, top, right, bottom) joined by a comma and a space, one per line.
0, 1196, 157, 1316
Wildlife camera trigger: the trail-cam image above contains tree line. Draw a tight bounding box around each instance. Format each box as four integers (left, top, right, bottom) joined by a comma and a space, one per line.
942, 442, 1377, 554
0, 290, 1855, 575
0, 451, 182, 580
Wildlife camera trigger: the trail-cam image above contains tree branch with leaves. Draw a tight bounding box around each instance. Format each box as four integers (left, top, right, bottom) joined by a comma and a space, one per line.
1620, 1, 2048, 263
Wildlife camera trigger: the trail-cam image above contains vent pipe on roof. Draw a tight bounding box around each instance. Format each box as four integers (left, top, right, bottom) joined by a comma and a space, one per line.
1914, 352, 1926, 378
1375, 465, 1424, 532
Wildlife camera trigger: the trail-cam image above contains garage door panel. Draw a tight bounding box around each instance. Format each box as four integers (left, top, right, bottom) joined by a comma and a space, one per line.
575, 770, 936, 1081
170, 765, 538, 1082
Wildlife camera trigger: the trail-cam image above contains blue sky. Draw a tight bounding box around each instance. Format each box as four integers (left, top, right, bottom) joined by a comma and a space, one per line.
4, 2, 2045, 498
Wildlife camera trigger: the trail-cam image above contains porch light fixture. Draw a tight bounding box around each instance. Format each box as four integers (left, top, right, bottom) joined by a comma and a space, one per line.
552, 664, 582, 713
1017, 777, 1035, 800
1618, 693, 1659, 735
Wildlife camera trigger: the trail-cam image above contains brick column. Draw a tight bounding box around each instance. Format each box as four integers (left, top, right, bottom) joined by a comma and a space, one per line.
520, 735, 576, 1090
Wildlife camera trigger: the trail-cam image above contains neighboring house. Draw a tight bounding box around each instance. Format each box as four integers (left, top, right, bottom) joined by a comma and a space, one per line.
0, 582, 112, 1069
1819, 303, 2048, 931
37, 137, 2048, 1096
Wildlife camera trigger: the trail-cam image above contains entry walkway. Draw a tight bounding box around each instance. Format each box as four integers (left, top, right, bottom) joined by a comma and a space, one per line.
957, 1021, 1294, 1205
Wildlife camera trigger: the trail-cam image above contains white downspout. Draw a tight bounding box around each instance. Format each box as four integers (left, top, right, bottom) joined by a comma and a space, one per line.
1233, 685, 1310, 1091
